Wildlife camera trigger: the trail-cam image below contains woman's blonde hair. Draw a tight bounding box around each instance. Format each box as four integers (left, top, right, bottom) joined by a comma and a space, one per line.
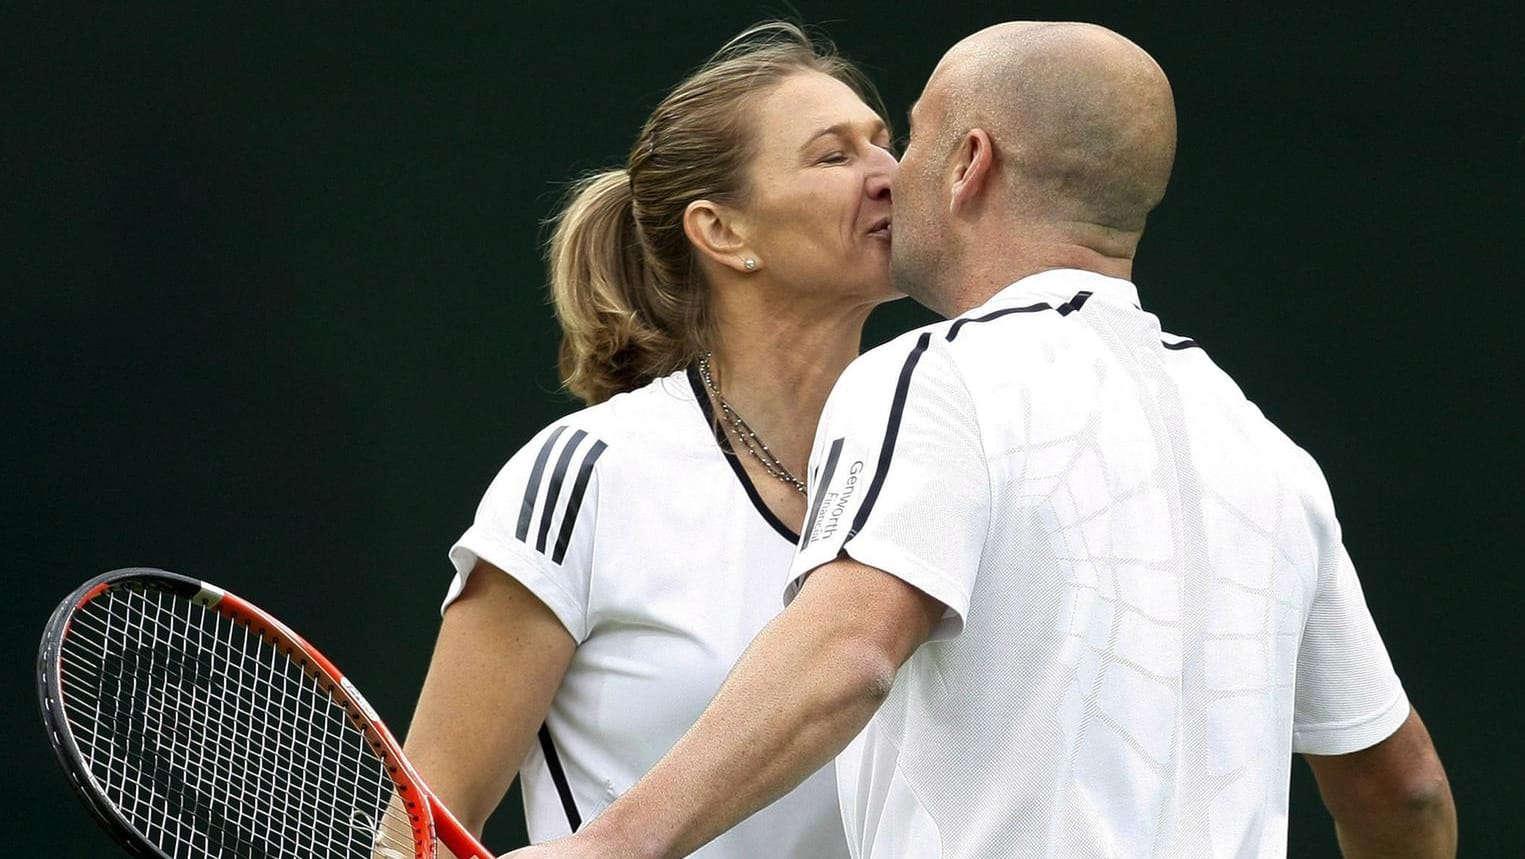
546, 21, 887, 404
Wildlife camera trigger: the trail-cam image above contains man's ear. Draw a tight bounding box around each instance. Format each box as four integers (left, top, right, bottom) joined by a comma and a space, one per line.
948, 128, 995, 215
683, 200, 757, 274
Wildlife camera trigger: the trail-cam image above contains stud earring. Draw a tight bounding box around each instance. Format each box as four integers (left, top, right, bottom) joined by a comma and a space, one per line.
743, 258, 757, 271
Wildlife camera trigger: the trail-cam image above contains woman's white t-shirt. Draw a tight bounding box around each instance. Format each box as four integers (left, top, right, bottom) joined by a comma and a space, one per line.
444, 367, 848, 857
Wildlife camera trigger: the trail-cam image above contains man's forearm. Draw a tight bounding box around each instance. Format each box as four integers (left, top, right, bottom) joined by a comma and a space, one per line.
1331, 780, 1456, 859
585, 609, 886, 857
575, 560, 942, 859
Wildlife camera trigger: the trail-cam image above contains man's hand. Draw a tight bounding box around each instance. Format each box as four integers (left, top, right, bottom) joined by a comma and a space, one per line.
495, 823, 638, 859
497, 838, 590, 859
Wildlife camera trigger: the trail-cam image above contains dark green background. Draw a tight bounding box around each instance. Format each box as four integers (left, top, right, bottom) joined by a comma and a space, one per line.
6, 2, 1521, 854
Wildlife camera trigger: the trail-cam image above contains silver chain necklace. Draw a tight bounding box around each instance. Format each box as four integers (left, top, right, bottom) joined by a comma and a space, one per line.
696, 352, 808, 496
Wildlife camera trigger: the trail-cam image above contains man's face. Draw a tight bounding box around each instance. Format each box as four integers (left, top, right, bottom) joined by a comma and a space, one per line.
889, 75, 951, 310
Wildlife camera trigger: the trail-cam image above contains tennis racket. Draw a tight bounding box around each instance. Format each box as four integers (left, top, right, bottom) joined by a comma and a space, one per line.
38, 567, 494, 859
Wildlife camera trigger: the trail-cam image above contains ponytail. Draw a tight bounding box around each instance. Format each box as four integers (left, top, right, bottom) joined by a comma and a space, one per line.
547, 170, 704, 405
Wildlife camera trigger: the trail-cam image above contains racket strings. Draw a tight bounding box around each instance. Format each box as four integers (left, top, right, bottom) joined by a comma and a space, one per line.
65, 589, 418, 857
58, 586, 419, 858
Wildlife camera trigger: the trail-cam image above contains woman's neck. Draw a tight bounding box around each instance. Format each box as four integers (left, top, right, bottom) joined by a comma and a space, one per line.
705, 293, 875, 496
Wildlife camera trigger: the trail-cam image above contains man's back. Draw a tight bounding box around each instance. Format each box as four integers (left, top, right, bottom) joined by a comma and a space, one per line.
791, 268, 1408, 857
508, 19, 1453, 859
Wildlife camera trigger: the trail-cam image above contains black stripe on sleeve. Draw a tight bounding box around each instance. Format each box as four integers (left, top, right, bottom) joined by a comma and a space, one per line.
801, 437, 845, 547
517, 426, 569, 541
551, 439, 608, 564
538, 723, 583, 832
537, 429, 588, 553
847, 332, 932, 540
1162, 338, 1201, 351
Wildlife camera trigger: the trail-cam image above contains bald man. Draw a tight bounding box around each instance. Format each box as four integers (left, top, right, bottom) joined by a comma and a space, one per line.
508, 22, 1454, 859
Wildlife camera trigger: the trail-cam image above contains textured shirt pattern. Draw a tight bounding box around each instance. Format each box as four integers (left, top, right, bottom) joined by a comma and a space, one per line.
789, 269, 1408, 858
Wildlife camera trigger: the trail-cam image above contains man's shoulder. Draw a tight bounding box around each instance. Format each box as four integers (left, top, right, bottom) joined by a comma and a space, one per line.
838, 321, 957, 394
863, 321, 954, 362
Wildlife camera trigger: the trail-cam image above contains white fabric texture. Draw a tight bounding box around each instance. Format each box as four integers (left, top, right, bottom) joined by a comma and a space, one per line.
448, 369, 848, 857
789, 269, 1408, 858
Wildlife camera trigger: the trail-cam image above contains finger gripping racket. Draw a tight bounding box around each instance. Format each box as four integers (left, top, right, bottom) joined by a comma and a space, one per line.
38, 568, 493, 859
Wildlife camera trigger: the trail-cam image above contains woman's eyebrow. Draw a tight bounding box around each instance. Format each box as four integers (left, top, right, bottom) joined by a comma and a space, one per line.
799, 118, 891, 152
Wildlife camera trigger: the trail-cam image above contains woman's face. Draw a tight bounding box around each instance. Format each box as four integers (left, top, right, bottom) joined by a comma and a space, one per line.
736, 71, 898, 304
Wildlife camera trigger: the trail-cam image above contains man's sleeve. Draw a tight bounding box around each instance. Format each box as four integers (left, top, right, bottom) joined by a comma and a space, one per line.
787, 333, 990, 640
1290, 461, 1410, 754
443, 423, 609, 643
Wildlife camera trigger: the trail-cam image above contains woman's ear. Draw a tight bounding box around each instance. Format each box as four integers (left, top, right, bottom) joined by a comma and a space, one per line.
683, 200, 759, 274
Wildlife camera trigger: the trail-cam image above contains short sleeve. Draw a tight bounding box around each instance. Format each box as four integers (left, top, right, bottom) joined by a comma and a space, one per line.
787, 333, 990, 641
444, 423, 609, 643
1291, 496, 1409, 754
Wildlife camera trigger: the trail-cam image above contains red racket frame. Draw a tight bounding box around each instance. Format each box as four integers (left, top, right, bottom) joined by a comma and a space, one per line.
38, 568, 494, 859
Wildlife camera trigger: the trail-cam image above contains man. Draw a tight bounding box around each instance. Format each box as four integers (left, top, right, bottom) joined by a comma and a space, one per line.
509, 21, 1455, 858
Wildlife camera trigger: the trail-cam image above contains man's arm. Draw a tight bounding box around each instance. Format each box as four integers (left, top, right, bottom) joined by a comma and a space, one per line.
504, 556, 944, 859
1302, 707, 1456, 858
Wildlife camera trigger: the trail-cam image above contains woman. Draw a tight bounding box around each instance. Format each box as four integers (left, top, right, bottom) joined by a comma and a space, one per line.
404, 22, 898, 857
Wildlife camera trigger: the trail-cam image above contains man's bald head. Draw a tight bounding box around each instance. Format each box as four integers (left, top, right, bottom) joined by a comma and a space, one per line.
925, 22, 1176, 232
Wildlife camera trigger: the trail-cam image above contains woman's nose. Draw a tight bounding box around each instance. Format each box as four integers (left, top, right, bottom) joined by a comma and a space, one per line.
866, 147, 897, 199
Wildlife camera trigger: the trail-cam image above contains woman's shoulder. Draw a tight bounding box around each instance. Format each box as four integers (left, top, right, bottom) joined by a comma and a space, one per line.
509, 368, 704, 470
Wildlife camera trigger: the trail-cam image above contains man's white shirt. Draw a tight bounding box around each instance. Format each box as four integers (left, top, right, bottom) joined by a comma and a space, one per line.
790, 269, 1409, 858
445, 368, 849, 858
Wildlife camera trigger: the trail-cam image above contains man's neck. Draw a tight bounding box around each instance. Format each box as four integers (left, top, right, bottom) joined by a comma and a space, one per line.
939, 238, 1136, 318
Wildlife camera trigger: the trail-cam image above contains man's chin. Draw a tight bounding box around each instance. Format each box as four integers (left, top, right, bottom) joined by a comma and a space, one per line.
890, 262, 941, 316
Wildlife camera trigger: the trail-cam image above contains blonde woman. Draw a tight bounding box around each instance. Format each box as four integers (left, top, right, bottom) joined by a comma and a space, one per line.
403, 23, 898, 857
